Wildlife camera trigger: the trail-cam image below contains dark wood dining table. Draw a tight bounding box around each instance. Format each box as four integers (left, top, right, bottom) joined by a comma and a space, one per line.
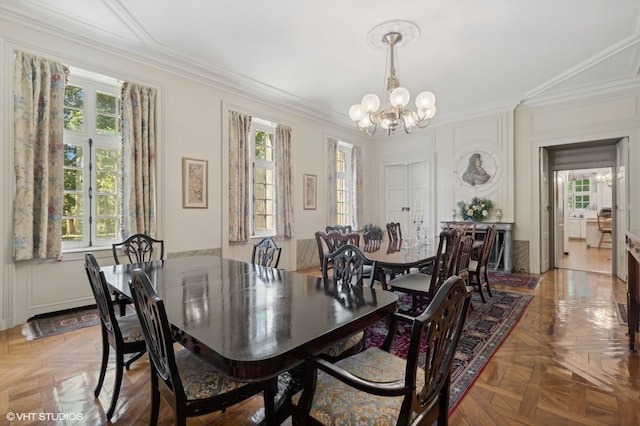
361, 238, 436, 289
102, 255, 398, 424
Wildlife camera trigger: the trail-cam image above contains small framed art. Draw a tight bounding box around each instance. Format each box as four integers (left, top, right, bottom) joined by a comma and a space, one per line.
182, 157, 208, 208
303, 174, 317, 210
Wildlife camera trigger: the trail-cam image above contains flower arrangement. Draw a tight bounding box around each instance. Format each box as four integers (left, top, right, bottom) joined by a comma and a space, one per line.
457, 197, 493, 221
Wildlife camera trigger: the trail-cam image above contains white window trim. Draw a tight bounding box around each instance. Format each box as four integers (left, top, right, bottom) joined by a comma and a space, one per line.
336, 141, 353, 227
62, 72, 121, 251
250, 118, 277, 238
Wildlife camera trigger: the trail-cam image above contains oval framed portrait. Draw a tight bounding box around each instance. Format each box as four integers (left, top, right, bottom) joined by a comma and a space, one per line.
454, 149, 500, 189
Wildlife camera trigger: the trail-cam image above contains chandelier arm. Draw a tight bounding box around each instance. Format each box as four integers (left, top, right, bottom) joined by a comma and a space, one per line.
414, 119, 432, 129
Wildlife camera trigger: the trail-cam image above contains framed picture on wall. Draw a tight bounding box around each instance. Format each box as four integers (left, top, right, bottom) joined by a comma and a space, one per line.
182, 157, 208, 208
303, 174, 317, 210
454, 149, 500, 189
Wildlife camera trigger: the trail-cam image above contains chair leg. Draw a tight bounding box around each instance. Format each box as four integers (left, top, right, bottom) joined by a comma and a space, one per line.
483, 271, 493, 298
125, 350, 146, 370
106, 352, 125, 420
94, 330, 109, 397
149, 371, 160, 426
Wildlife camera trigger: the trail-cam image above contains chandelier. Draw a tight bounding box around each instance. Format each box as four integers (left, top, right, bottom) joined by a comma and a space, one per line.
349, 24, 436, 136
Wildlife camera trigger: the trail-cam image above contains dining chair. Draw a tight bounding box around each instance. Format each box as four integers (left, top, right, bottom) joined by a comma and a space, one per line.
363, 228, 383, 252
129, 268, 287, 426
446, 220, 477, 240
251, 236, 282, 268
468, 225, 497, 302
386, 222, 402, 241
292, 275, 472, 426
597, 211, 612, 249
320, 244, 376, 361
84, 253, 147, 421
388, 230, 458, 314
314, 230, 360, 271
112, 233, 165, 315
453, 235, 475, 286
325, 225, 352, 234
112, 233, 165, 265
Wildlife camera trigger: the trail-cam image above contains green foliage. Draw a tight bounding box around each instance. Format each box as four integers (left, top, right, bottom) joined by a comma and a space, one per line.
457, 197, 493, 221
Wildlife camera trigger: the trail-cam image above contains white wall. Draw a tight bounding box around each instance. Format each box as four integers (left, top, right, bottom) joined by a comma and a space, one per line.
0, 18, 372, 329
516, 89, 640, 273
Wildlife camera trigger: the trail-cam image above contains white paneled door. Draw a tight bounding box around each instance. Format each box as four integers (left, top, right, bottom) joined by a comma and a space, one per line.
615, 137, 628, 281
384, 162, 431, 241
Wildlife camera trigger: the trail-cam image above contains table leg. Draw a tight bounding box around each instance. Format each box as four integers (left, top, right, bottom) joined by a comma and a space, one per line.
378, 268, 388, 290
262, 377, 277, 425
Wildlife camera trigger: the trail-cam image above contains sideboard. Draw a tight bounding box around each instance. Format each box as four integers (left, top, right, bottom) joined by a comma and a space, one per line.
441, 221, 514, 273
626, 230, 640, 351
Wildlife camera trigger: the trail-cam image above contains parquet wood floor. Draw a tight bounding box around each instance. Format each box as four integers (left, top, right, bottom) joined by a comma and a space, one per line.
2, 261, 639, 424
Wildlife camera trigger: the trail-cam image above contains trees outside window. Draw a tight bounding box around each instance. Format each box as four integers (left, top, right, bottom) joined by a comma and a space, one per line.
62, 71, 122, 249
251, 119, 276, 237
336, 142, 353, 226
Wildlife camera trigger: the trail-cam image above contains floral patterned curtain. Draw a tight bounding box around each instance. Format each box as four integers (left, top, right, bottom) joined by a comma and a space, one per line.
352, 144, 363, 229
121, 82, 158, 238
228, 111, 252, 242
326, 138, 338, 226
275, 125, 293, 238
13, 52, 67, 260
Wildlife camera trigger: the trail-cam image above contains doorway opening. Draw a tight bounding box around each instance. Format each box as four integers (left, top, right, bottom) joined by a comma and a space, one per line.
554, 167, 613, 274
544, 138, 625, 277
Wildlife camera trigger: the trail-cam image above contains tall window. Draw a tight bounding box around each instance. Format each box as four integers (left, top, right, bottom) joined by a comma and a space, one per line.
251, 118, 276, 237
568, 177, 591, 211
62, 70, 122, 249
336, 142, 353, 226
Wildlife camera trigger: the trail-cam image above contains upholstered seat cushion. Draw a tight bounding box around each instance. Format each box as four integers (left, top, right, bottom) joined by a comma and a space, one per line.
118, 313, 145, 343
468, 259, 479, 271
322, 331, 364, 358
175, 347, 250, 400
293, 347, 426, 425
389, 272, 432, 292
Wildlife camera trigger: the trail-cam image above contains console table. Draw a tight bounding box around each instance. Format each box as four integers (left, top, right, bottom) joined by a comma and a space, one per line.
626, 230, 640, 351
441, 221, 514, 273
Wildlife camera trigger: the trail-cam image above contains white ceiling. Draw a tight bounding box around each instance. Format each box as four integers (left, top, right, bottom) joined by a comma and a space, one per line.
2, 0, 640, 131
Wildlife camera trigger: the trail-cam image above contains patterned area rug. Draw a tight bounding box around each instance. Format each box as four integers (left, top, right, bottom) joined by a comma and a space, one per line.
488, 271, 541, 289
22, 306, 99, 341
365, 289, 533, 413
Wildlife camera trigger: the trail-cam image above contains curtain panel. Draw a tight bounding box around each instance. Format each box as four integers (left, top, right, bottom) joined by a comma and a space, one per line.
275, 125, 293, 238
13, 52, 67, 260
121, 82, 158, 238
228, 111, 252, 242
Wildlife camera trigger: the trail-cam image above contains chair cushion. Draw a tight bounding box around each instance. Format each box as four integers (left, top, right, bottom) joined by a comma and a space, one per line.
322, 331, 364, 358
118, 313, 145, 343
175, 347, 249, 400
293, 347, 426, 425
389, 273, 432, 292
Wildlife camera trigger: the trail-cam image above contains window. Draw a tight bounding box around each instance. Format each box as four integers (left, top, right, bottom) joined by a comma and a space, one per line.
62, 70, 122, 250
336, 142, 353, 226
251, 119, 276, 237
567, 177, 591, 211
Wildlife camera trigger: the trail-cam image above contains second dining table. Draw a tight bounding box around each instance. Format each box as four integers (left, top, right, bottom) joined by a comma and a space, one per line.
102, 255, 398, 424
362, 238, 436, 289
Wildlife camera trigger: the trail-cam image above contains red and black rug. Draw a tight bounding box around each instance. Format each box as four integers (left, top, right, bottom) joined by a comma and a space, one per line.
488, 271, 541, 289
365, 289, 533, 413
